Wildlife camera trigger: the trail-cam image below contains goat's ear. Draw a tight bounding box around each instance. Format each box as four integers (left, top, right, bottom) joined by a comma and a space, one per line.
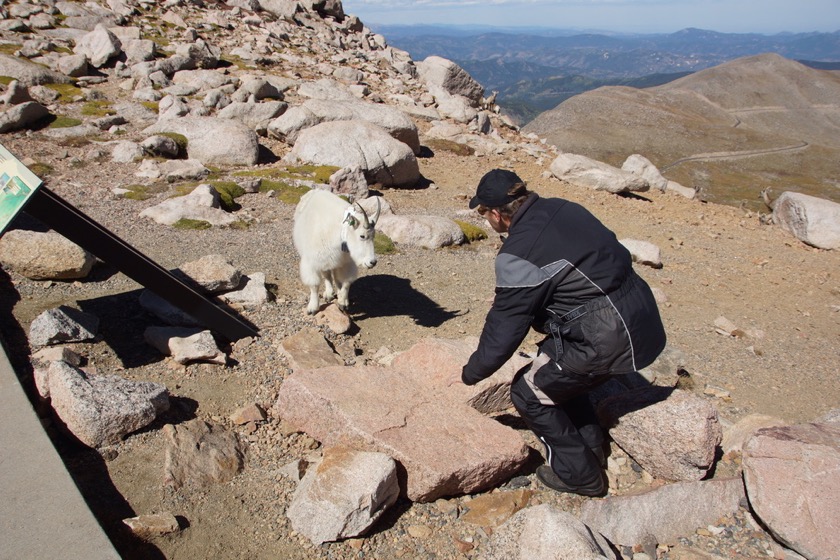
343, 214, 358, 227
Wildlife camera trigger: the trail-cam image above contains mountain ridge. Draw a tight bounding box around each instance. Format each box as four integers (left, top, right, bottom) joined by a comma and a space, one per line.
374, 25, 840, 124
523, 53, 840, 207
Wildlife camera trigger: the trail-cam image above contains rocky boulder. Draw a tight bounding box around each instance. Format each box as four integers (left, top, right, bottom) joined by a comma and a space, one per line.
486, 504, 616, 560
284, 120, 420, 188
0, 229, 96, 280
37, 361, 169, 448
550, 153, 650, 193
143, 117, 260, 166
743, 420, 840, 560
416, 56, 484, 106
772, 191, 840, 250
268, 97, 420, 154
597, 387, 722, 481
286, 446, 399, 545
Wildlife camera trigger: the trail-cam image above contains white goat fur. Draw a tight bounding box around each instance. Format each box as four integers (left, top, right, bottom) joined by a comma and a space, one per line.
292, 189, 378, 314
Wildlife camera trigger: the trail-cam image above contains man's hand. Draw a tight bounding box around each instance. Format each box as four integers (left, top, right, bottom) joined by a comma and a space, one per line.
461, 365, 480, 386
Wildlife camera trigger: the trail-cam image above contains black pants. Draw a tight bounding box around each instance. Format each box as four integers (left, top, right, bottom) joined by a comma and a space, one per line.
510, 353, 610, 486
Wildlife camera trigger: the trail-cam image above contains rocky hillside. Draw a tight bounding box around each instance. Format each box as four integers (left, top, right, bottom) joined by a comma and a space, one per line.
1, 2, 839, 560
523, 53, 840, 209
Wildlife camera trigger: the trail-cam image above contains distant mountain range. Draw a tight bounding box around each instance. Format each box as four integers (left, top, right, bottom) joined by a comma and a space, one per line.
522, 53, 840, 208
372, 25, 840, 124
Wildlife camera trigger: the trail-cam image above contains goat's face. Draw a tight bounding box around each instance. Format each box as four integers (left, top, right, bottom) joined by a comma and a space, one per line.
343, 200, 380, 269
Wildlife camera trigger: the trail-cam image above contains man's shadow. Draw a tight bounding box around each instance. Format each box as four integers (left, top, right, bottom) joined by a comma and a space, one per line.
350, 274, 463, 327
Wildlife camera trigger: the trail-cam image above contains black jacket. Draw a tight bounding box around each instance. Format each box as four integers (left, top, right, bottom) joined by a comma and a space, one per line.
462, 194, 666, 385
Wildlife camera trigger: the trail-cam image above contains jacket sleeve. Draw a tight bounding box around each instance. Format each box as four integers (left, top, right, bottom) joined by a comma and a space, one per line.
462, 266, 548, 385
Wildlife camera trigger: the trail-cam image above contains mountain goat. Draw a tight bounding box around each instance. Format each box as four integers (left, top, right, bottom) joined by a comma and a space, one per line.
480, 90, 498, 111
292, 189, 380, 315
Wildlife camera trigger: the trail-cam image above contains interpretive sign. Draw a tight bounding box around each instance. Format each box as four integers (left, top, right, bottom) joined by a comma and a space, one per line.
0, 144, 42, 235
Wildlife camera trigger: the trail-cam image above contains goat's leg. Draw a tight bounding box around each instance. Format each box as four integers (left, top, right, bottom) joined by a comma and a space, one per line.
299, 261, 323, 315
334, 261, 357, 312
323, 270, 337, 302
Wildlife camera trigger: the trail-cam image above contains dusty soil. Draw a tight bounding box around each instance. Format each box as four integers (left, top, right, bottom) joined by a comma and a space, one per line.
1, 128, 839, 559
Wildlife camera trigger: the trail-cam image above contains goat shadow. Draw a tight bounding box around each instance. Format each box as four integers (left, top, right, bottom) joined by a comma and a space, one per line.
349, 274, 462, 327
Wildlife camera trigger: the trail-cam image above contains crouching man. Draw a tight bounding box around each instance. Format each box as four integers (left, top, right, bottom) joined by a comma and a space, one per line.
461, 169, 666, 497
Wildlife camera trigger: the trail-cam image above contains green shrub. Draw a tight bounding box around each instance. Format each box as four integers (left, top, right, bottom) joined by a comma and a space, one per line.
260, 180, 310, 205
287, 164, 341, 184
374, 232, 396, 254
211, 181, 246, 211
173, 218, 212, 230
49, 116, 83, 128
425, 138, 475, 156
117, 184, 167, 201
81, 100, 115, 117
455, 220, 488, 243
44, 82, 83, 101
0, 44, 22, 56
28, 162, 53, 179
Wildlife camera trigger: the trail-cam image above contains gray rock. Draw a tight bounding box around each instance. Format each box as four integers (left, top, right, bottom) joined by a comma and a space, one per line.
0, 100, 50, 133
143, 116, 260, 166
143, 326, 226, 365
163, 419, 246, 489
619, 239, 662, 269
666, 180, 697, 199
622, 154, 669, 192
217, 100, 287, 135
579, 478, 745, 548
279, 328, 345, 371
772, 191, 840, 250
268, 97, 420, 154
73, 24, 122, 68
174, 39, 221, 69
597, 387, 722, 481
550, 153, 650, 193
284, 120, 419, 188
170, 68, 234, 91
375, 214, 466, 249
140, 134, 180, 158
743, 421, 840, 560
0, 80, 34, 104
721, 413, 786, 455
429, 85, 479, 124
110, 140, 145, 163
0, 54, 73, 85
122, 513, 180, 538
135, 158, 209, 182
42, 361, 169, 448
416, 56, 483, 105
56, 53, 90, 77
287, 446, 400, 545
257, 0, 300, 18
0, 229, 95, 280
123, 38, 156, 65
219, 272, 269, 309
487, 504, 616, 560
176, 254, 242, 293
139, 183, 238, 226
296, 78, 359, 102
29, 306, 99, 347
328, 166, 369, 200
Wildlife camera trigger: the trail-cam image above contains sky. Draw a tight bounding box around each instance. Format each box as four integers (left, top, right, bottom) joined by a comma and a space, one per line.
340, 0, 840, 35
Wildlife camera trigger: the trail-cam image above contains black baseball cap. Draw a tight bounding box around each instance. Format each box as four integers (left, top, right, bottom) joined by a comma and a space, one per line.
469, 169, 525, 209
